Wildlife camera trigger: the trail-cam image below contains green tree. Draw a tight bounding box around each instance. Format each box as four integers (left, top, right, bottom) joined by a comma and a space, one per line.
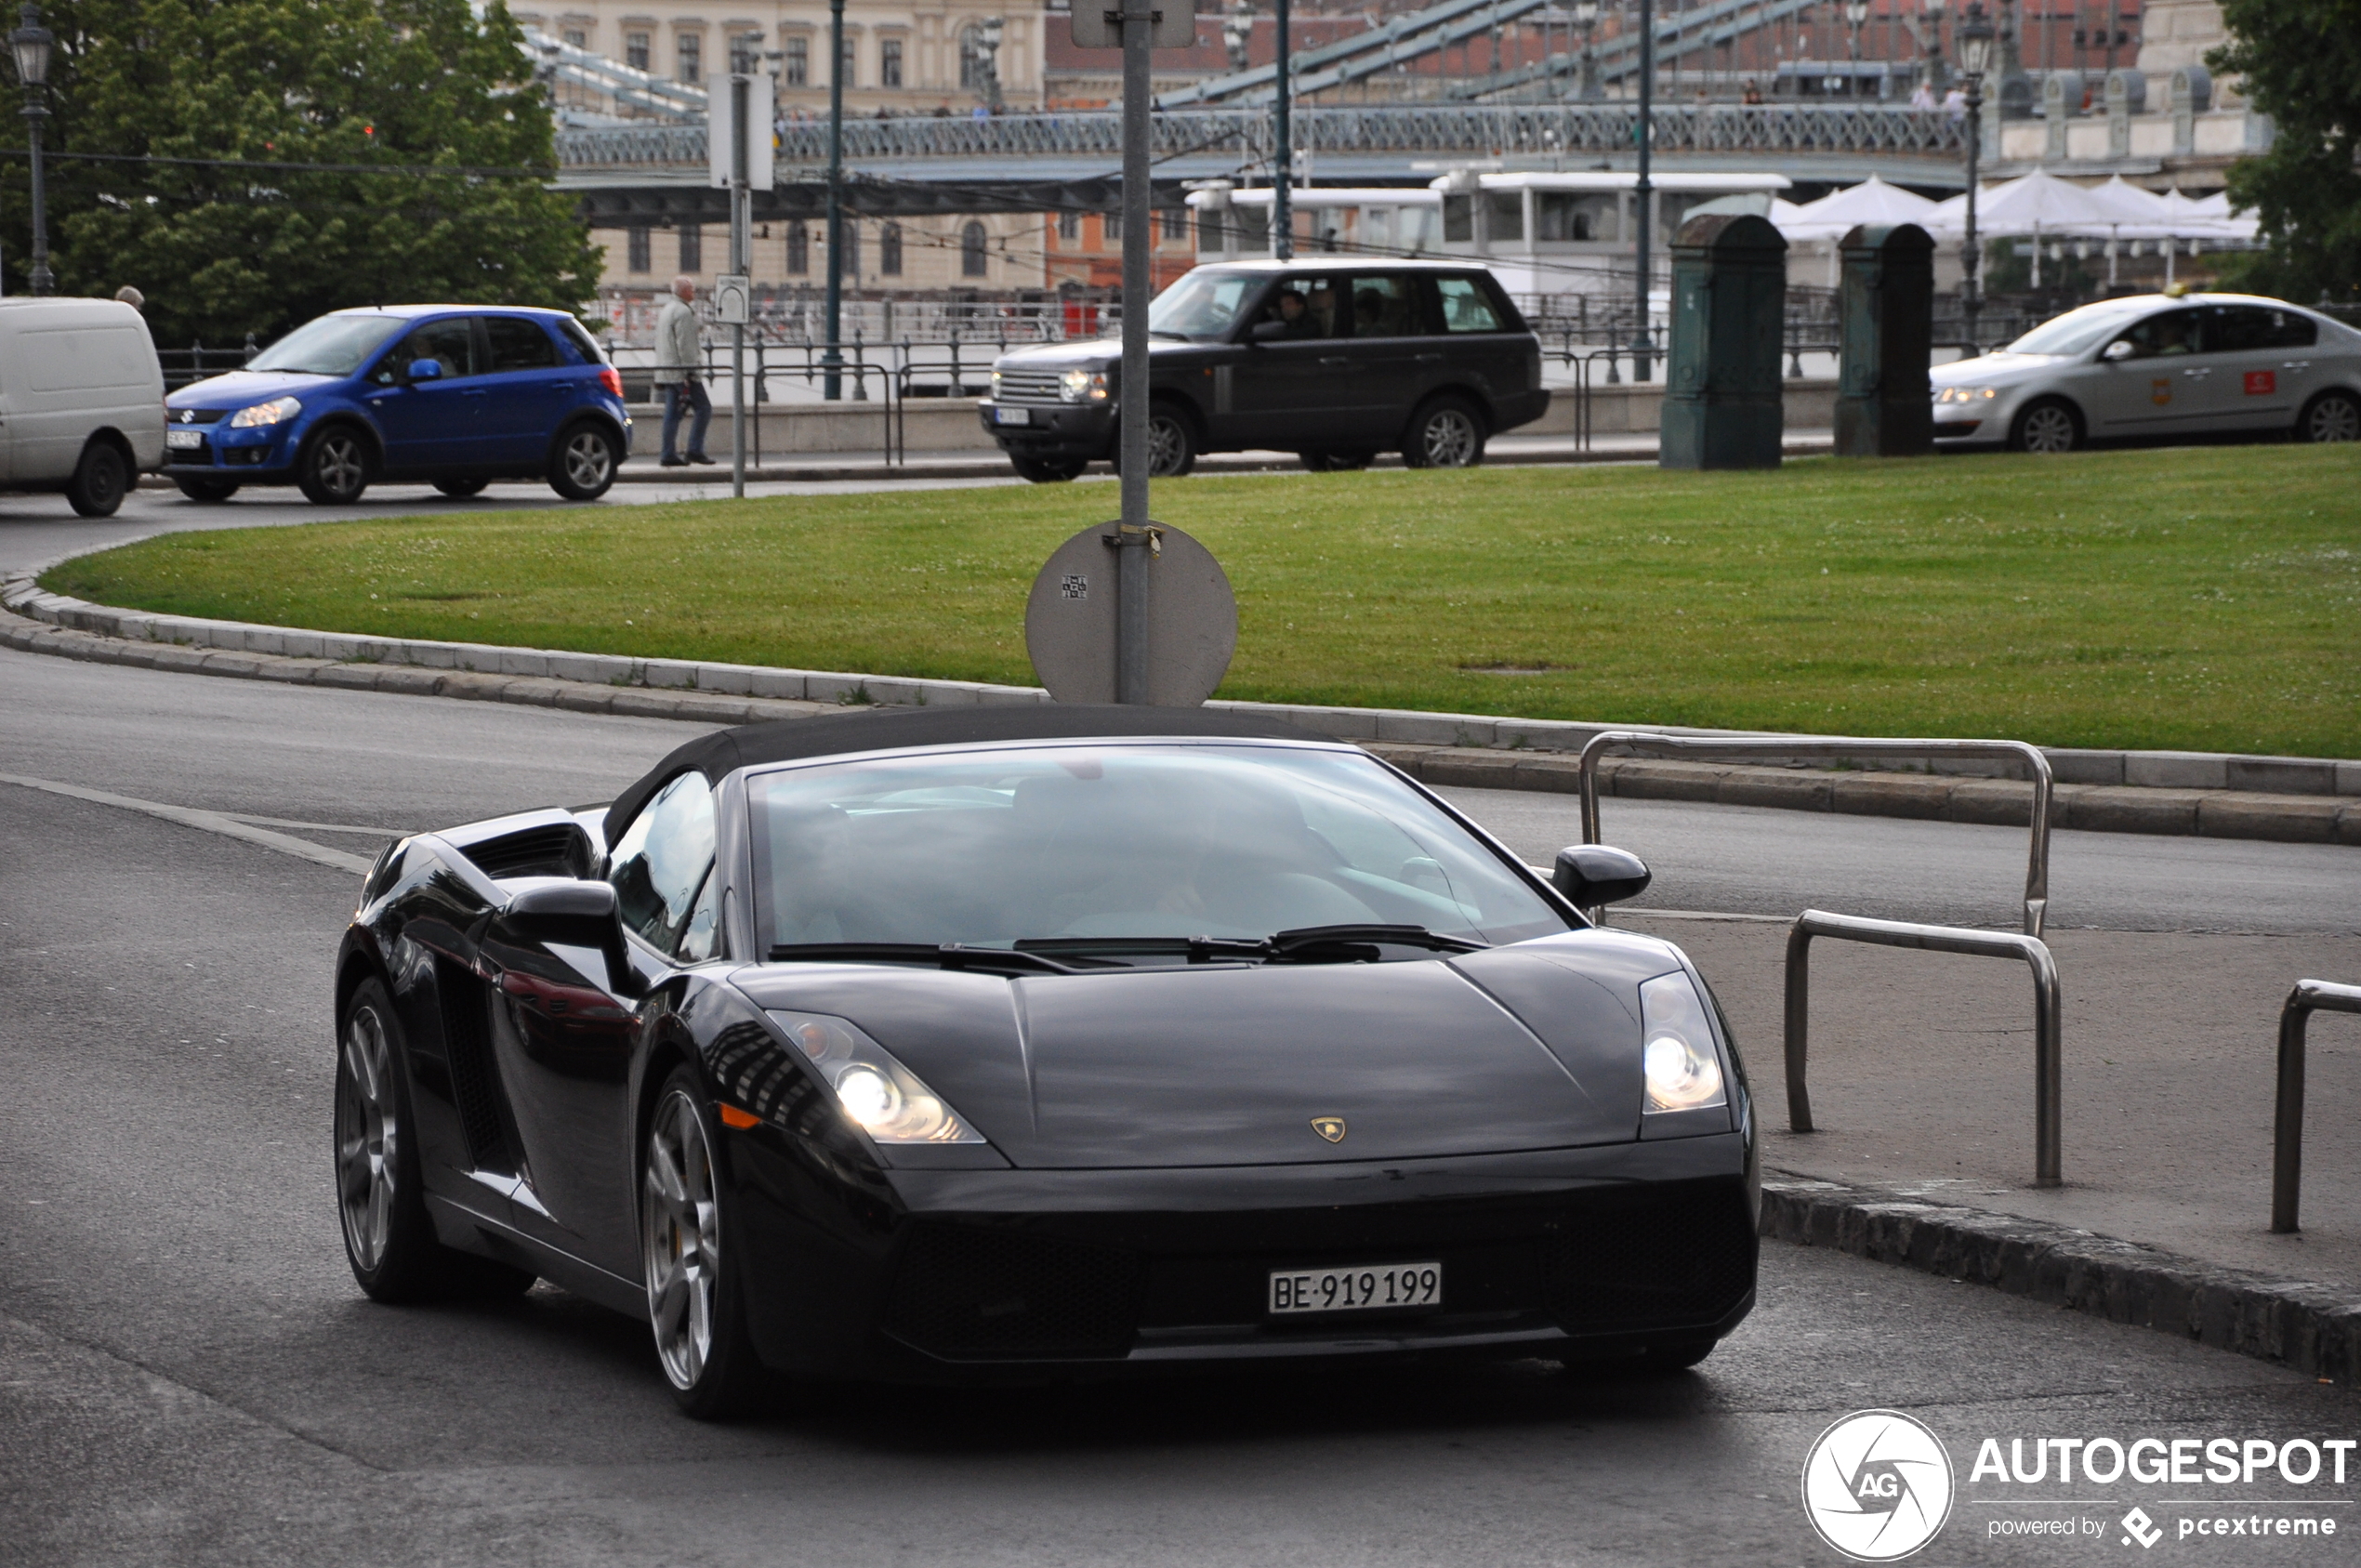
2209, 0, 2361, 305
0, 0, 600, 346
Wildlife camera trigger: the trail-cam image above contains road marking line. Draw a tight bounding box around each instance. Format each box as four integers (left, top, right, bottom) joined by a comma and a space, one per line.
0, 772, 375, 876
222, 811, 412, 837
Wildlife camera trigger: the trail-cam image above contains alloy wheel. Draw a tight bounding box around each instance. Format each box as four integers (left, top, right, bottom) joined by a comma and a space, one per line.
564, 428, 614, 489
642, 1088, 721, 1391
2018, 405, 2077, 454
312, 433, 367, 498
1147, 415, 1186, 477
2304, 396, 2359, 443
1421, 408, 1479, 467
335, 1004, 399, 1272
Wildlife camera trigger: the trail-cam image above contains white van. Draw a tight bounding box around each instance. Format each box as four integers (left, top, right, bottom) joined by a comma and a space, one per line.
0, 297, 165, 516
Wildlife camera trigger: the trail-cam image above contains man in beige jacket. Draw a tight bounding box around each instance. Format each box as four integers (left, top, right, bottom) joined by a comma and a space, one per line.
653, 273, 713, 466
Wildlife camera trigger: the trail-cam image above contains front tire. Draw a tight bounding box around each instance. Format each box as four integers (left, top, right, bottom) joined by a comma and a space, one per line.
641, 1067, 763, 1419
336, 978, 534, 1303
549, 420, 620, 500
297, 426, 373, 505
2297, 390, 2360, 444
65, 440, 129, 518
2008, 398, 2082, 454
1115, 402, 1196, 478
175, 477, 240, 503
1010, 455, 1088, 483
1402, 395, 1486, 469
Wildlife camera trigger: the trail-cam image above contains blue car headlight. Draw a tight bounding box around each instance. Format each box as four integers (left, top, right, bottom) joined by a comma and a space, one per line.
229, 395, 302, 428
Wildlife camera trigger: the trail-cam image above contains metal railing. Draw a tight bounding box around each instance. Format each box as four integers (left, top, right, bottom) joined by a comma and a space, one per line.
556, 105, 1969, 171
2270, 979, 2361, 1233
158, 339, 261, 391
1576, 730, 2064, 1186
1786, 910, 2064, 1186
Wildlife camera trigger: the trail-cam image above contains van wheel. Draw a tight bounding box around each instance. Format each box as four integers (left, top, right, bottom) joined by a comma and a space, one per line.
433, 478, 489, 498
548, 421, 620, 500
175, 478, 240, 503
297, 426, 373, 505
1402, 395, 1486, 469
65, 440, 129, 518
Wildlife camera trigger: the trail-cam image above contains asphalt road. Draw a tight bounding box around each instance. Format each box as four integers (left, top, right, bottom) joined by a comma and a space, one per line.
5, 650, 2360, 1566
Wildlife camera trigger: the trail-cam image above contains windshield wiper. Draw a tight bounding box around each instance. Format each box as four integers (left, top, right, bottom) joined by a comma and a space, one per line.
1015, 935, 1270, 964
767, 942, 1083, 976
1009, 926, 1486, 967
1266, 924, 1487, 959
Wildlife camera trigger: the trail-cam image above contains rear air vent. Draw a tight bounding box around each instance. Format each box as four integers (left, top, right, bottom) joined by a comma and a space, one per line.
433, 955, 512, 1173
464, 823, 592, 882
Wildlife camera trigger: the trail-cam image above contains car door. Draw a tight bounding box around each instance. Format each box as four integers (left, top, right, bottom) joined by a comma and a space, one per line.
363, 315, 489, 474
478, 314, 580, 471
1418, 273, 1527, 415
1325, 273, 1426, 443
1228, 272, 1353, 450
2073, 308, 2213, 436
2192, 304, 2307, 430
481, 772, 717, 1276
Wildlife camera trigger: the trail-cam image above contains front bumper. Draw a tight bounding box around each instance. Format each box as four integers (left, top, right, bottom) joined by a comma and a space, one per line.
732, 1130, 1758, 1382
980, 400, 1114, 462
161, 420, 296, 477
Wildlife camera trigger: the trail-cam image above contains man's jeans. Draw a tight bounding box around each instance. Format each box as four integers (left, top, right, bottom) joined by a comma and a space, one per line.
661, 379, 712, 459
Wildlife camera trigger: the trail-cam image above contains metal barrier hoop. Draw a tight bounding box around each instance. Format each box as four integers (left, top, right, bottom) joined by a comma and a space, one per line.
2271, 979, 2361, 1233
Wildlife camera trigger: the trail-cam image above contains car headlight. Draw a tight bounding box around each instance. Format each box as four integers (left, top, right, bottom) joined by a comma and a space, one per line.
1060, 368, 1108, 403
765, 1009, 986, 1144
989, 369, 1004, 398
1932, 386, 1999, 405
1639, 971, 1726, 1114
228, 395, 302, 428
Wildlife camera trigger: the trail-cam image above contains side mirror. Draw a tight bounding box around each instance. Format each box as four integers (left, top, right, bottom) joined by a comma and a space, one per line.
2102, 338, 2135, 362
406, 358, 445, 382
500, 879, 643, 996
1552, 845, 1653, 908
1247, 319, 1289, 343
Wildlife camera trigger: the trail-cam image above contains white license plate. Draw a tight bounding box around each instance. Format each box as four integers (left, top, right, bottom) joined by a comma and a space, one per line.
991, 405, 1034, 426
165, 428, 204, 449
1268, 1261, 1442, 1316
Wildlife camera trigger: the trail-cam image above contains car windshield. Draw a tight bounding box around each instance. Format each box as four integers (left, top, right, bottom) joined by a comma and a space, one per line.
244, 313, 407, 376
2004, 305, 2148, 358
747, 743, 1566, 959
1145, 271, 1262, 339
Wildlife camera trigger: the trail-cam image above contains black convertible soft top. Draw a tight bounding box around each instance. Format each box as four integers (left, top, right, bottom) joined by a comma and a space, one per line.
603, 704, 1339, 846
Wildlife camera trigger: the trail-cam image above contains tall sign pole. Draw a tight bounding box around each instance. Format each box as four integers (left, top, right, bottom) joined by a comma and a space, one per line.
1272, 0, 1292, 261
730, 70, 749, 497
823, 0, 846, 401
1116, 0, 1155, 702
1631, 0, 1653, 379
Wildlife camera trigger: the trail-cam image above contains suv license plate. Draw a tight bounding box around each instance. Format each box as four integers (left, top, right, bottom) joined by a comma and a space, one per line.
1269, 1262, 1441, 1316
992, 405, 1034, 427
165, 429, 204, 449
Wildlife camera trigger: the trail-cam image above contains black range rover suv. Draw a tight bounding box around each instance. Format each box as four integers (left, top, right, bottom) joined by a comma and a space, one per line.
981, 259, 1550, 481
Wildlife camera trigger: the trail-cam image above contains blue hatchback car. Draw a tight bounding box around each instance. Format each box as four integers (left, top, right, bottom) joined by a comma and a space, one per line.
164, 305, 632, 505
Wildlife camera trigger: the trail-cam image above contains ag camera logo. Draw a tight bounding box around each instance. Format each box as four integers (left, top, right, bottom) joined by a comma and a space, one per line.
1802, 1409, 1956, 1561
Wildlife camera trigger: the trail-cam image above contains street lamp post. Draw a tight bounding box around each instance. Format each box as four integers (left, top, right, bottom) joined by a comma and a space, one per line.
1920, 0, 1947, 95
1957, 0, 1994, 356
979, 15, 1005, 112
1844, 0, 1869, 64
1222, 3, 1251, 73
10, 2, 52, 296
822, 0, 844, 399
1575, 0, 1600, 100
1631, 0, 1653, 378
1272, 0, 1291, 261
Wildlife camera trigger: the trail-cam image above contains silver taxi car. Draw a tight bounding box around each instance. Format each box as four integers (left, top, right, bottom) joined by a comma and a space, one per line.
1930, 292, 2361, 453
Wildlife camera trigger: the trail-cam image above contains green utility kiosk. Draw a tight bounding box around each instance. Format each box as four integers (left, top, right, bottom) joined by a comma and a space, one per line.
1659, 213, 1788, 470
1834, 222, 1935, 457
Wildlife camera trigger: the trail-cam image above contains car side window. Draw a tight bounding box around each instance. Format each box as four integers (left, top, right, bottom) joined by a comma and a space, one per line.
2112, 310, 2203, 360
1432, 276, 1506, 334
2229, 308, 2316, 350
1256, 275, 1347, 338
375, 317, 479, 385
556, 316, 610, 364
1348, 275, 1415, 338
484, 315, 560, 373
607, 771, 718, 954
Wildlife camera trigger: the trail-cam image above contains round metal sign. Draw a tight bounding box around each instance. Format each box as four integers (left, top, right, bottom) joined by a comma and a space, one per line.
1024, 520, 1237, 706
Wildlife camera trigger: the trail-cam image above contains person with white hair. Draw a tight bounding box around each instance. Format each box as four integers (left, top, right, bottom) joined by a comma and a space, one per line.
113, 284, 144, 312
653, 272, 713, 467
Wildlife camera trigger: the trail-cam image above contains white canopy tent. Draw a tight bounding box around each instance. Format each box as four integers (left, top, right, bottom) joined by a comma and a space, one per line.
1926, 171, 2260, 285
1774, 177, 1942, 285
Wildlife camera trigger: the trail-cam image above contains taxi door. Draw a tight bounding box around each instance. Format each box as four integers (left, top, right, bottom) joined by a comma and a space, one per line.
2074, 308, 2212, 436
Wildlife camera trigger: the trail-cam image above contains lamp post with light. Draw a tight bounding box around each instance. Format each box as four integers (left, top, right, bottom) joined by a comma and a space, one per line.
1844, 0, 1869, 64
10, 2, 52, 296
1956, 0, 1994, 355
1920, 0, 1947, 96
978, 15, 1005, 112
1222, 3, 1251, 72
1575, 0, 1600, 99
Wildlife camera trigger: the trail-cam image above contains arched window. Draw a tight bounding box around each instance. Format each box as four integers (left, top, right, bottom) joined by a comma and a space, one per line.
785, 218, 808, 275
879, 222, 904, 277
958, 24, 983, 88
960, 220, 989, 278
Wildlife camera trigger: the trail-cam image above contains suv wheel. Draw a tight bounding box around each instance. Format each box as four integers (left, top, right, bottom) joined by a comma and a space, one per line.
2008, 399, 2081, 454
549, 421, 620, 500
2297, 390, 2360, 444
65, 439, 129, 517
1010, 455, 1087, 483
175, 478, 240, 503
1125, 403, 1196, 478
297, 426, 373, 505
1403, 396, 1486, 469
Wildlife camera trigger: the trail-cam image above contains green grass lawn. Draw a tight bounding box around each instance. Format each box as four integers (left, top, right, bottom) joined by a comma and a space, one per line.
47, 444, 2361, 756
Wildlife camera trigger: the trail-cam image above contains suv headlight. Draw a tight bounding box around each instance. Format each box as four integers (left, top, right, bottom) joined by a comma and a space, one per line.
1060, 367, 1108, 403
989, 368, 1005, 399
229, 395, 302, 428
766, 1009, 986, 1144
1639, 971, 1726, 1113
1933, 386, 1998, 405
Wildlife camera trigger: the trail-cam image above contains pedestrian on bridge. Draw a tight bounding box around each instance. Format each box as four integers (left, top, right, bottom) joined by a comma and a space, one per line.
653, 273, 713, 468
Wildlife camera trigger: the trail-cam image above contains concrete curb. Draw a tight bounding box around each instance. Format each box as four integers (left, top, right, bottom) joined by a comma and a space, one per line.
1761, 1175, 2361, 1383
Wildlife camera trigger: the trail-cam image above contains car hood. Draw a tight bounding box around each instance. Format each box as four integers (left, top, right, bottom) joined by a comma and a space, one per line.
994, 336, 1201, 370
1928, 351, 2066, 390
168, 369, 342, 413
730, 929, 1688, 1169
